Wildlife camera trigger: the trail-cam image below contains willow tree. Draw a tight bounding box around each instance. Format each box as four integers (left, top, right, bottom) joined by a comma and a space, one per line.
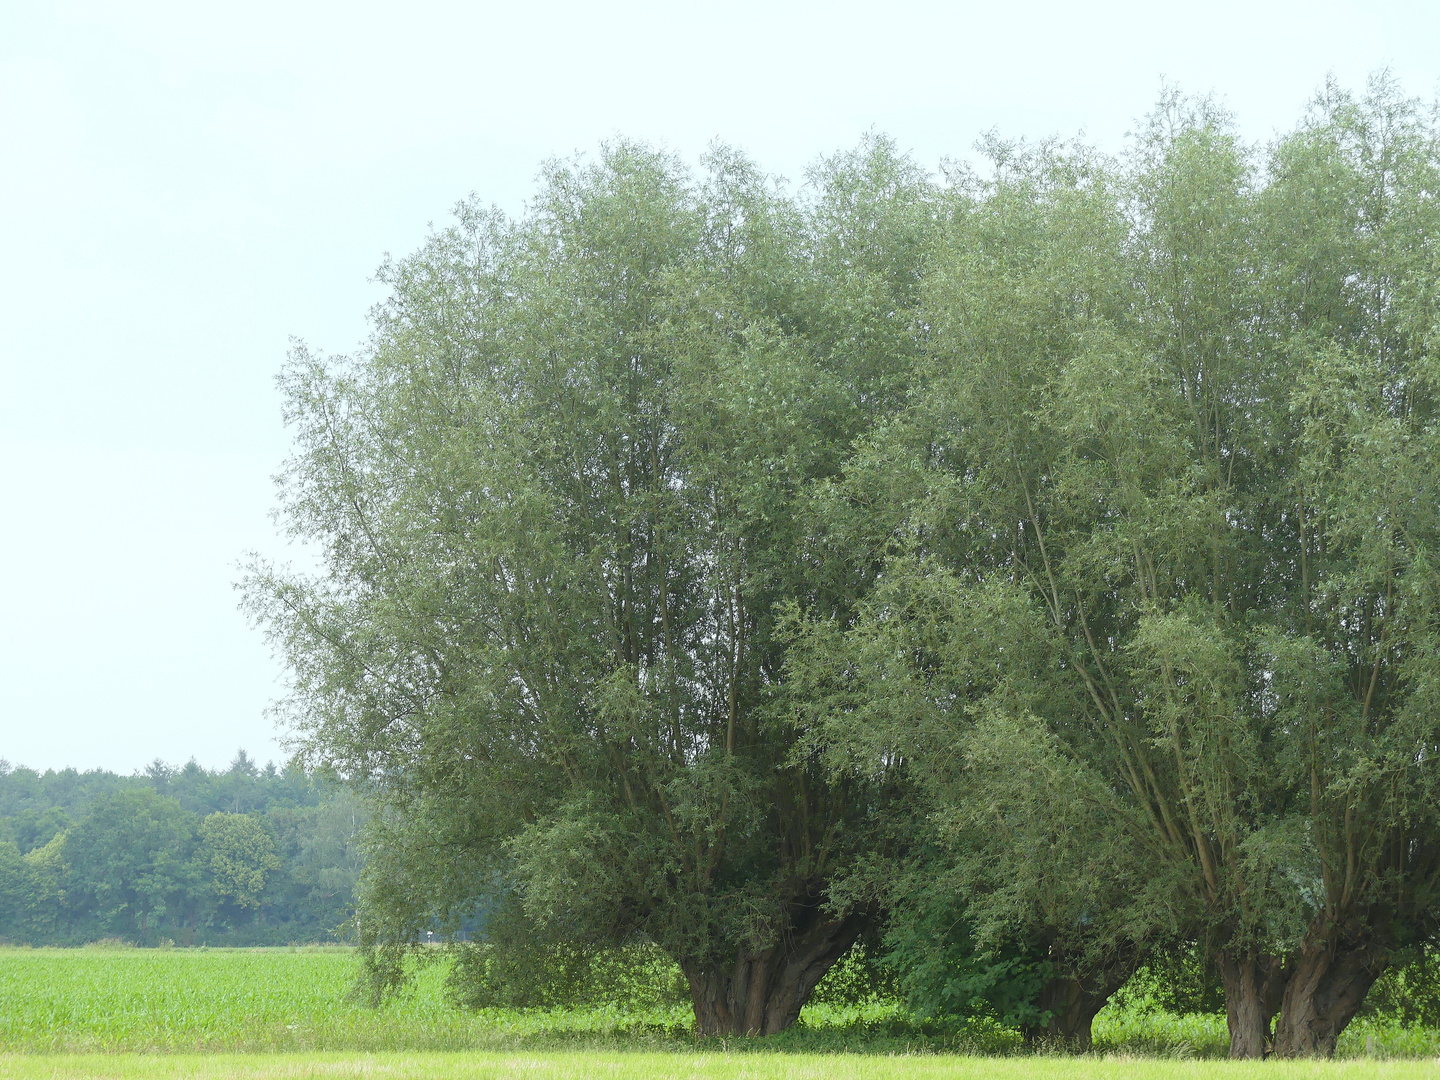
785, 137, 1171, 1048
802, 81, 1440, 1058
247, 139, 935, 1035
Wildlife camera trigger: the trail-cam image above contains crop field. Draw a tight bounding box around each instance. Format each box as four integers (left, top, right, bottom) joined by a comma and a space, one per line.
1, 947, 1438, 1078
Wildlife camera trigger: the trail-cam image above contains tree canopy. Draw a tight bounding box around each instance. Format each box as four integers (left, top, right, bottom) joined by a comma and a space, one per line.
251, 137, 936, 1035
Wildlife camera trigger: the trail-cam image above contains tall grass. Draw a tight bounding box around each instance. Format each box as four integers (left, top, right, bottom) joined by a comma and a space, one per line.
1092, 988, 1440, 1059
0, 947, 670, 1053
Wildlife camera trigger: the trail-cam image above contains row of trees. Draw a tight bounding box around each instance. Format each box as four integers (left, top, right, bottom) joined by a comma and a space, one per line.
0, 755, 365, 944
248, 76, 1440, 1056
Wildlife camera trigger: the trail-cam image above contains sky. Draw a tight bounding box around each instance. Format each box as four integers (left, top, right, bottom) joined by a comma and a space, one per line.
2, 0, 1438, 775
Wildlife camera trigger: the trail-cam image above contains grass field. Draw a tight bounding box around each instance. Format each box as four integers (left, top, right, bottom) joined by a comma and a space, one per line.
0, 946, 1437, 1075
4, 1055, 1440, 1080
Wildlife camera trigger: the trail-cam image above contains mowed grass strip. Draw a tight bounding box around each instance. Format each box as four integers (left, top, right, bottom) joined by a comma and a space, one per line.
8, 1054, 1440, 1080
3, 1056, 1440, 1080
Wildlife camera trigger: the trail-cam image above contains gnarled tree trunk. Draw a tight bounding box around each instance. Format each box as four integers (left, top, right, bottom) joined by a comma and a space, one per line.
1021, 950, 1140, 1050
681, 901, 867, 1036
1272, 925, 1387, 1058
1218, 948, 1288, 1059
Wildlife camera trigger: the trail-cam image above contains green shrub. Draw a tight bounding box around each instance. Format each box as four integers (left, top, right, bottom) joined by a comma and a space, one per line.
1110, 944, 1225, 1017
809, 941, 899, 1007
1361, 947, 1440, 1028
447, 939, 688, 1010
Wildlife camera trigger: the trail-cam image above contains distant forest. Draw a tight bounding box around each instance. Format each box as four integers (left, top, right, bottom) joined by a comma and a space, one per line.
0, 753, 364, 946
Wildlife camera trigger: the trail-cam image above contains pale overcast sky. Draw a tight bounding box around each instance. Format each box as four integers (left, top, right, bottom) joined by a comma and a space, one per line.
2, 0, 1437, 774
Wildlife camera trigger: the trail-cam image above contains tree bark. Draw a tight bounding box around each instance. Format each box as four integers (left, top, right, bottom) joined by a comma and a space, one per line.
682, 901, 867, 1036
1271, 925, 1387, 1058
1021, 951, 1140, 1050
1021, 978, 1111, 1050
1218, 948, 1288, 1059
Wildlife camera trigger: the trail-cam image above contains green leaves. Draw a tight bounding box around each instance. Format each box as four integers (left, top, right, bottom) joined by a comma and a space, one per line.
198, 813, 281, 911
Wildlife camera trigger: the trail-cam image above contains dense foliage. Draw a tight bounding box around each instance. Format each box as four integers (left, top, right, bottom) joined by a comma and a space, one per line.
0, 754, 365, 945
250, 76, 1440, 1056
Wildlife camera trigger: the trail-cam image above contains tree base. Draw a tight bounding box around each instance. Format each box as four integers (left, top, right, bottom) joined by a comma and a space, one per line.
1272, 928, 1386, 1058
1021, 951, 1139, 1051
683, 906, 867, 1036
1219, 924, 1389, 1059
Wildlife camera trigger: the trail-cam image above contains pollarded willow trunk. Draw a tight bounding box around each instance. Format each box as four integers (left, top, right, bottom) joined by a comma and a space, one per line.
1021, 952, 1140, 1050
681, 903, 868, 1036
1218, 948, 1288, 1059
1271, 926, 1388, 1059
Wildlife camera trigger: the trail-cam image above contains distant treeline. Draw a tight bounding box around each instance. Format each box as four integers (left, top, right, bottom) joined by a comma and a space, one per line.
0, 752, 365, 946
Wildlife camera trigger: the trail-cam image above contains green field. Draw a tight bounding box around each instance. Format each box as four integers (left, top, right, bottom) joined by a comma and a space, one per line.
4, 1055, 1440, 1080
0, 947, 1437, 1077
